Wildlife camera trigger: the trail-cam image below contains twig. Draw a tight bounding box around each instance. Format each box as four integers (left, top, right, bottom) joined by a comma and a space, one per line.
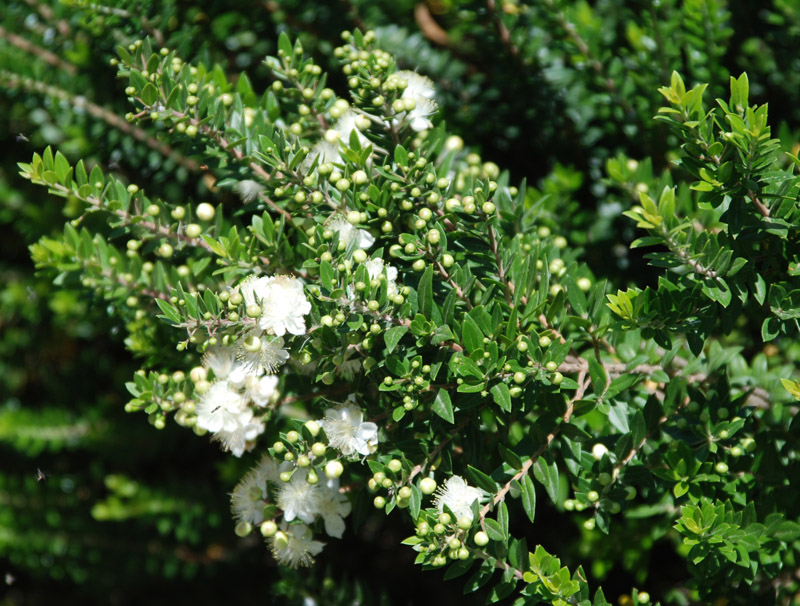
0, 25, 77, 75
479, 370, 587, 520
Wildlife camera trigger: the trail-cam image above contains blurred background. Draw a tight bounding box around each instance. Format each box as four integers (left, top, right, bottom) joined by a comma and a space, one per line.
2, 1, 800, 603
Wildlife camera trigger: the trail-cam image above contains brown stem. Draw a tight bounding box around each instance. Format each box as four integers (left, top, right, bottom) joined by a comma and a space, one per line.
478, 370, 587, 520
0, 25, 77, 75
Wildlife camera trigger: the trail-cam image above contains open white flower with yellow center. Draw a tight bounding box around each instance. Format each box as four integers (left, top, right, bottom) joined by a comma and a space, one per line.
277, 468, 319, 524
318, 403, 378, 457
237, 333, 290, 377
270, 523, 325, 568
433, 475, 487, 522
239, 275, 311, 337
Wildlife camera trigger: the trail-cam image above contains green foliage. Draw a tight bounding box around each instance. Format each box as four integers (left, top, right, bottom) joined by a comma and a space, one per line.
3, 1, 800, 605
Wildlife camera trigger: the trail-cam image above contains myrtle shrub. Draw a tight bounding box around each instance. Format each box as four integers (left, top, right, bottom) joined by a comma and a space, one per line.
3, 2, 800, 606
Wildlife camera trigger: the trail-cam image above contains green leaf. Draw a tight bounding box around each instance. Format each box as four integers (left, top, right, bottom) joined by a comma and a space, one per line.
433, 389, 455, 423
418, 264, 434, 319
466, 465, 497, 494
490, 383, 512, 412
394, 144, 408, 167
484, 518, 505, 542
461, 314, 484, 353
384, 325, 408, 354
277, 32, 293, 57
533, 456, 560, 504
141, 83, 159, 106
155, 299, 181, 324
520, 474, 536, 523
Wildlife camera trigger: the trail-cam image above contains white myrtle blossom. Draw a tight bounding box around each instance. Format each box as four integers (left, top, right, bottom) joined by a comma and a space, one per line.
244, 374, 280, 407
328, 214, 375, 250
406, 98, 438, 132
277, 468, 319, 524
318, 403, 378, 457
213, 417, 265, 457
391, 70, 438, 132
196, 381, 252, 434
237, 333, 290, 376
239, 275, 311, 337
270, 523, 325, 568
203, 345, 239, 380
315, 479, 351, 538
231, 458, 275, 524
333, 110, 370, 148
433, 475, 487, 522
304, 140, 342, 171
395, 70, 436, 100
364, 258, 399, 297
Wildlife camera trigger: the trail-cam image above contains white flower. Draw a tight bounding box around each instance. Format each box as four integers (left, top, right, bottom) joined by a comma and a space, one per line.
214, 417, 265, 457
386, 265, 399, 298
395, 70, 436, 100
406, 98, 438, 132
318, 404, 378, 457
239, 275, 311, 337
315, 479, 351, 538
334, 110, 370, 148
364, 258, 399, 297
231, 457, 278, 524
196, 381, 252, 434
237, 333, 290, 376
239, 275, 270, 308
253, 453, 280, 487
270, 523, 325, 568
328, 214, 375, 250
304, 140, 342, 170
235, 179, 264, 203
244, 374, 280, 407
203, 346, 238, 380
433, 475, 487, 522
277, 468, 319, 524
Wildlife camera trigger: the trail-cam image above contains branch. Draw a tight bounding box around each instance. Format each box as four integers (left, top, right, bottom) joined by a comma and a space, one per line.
0, 25, 77, 75
479, 370, 588, 520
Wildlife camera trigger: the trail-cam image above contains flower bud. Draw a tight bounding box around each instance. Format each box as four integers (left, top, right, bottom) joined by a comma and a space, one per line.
196, 203, 215, 221
325, 460, 344, 479
419, 477, 437, 494
260, 520, 277, 537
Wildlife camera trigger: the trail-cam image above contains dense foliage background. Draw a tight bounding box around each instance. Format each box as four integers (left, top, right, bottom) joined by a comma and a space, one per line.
2, 1, 800, 605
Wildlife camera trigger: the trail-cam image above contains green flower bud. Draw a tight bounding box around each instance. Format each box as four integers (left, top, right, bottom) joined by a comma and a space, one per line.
473, 531, 489, 546
196, 202, 215, 221
325, 460, 344, 479
419, 477, 437, 494
260, 520, 278, 537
